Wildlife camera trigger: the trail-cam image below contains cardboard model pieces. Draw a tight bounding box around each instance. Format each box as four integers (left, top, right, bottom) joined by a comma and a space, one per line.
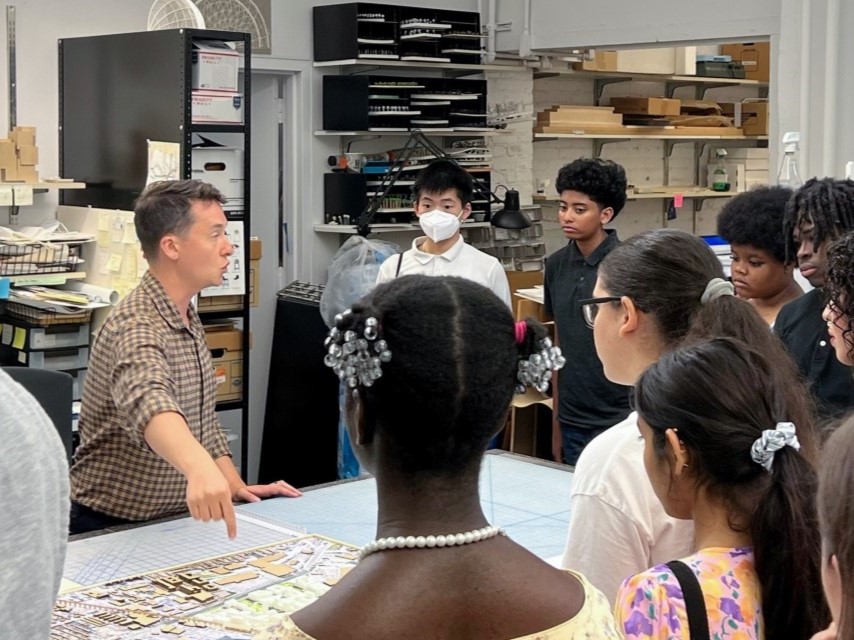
0, 126, 39, 183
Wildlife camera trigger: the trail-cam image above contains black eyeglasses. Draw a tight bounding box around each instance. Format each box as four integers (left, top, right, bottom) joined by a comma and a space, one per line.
579, 296, 621, 328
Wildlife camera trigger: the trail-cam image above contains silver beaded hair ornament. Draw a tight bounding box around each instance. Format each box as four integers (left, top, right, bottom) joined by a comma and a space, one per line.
323, 312, 566, 395
514, 325, 566, 394
323, 309, 391, 389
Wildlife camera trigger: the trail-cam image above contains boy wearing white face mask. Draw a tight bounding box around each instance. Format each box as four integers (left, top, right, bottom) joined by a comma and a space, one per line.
376, 159, 511, 307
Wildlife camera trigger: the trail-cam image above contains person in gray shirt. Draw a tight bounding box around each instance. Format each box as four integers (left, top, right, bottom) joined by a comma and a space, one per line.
0, 367, 69, 638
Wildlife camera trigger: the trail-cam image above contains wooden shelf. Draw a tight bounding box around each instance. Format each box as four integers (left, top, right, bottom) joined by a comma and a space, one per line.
6, 271, 87, 286
0, 181, 86, 189
535, 189, 737, 203
314, 129, 508, 137
314, 221, 492, 235
533, 67, 768, 87
534, 132, 768, 141
313, 59, 529, 73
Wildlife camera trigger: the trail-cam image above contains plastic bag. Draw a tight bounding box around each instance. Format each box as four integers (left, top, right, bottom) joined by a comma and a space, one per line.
319, 235, 400, 328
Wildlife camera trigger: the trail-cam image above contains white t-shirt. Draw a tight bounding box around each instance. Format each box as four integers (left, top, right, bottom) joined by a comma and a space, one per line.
561, 412, 694, 604
376, 235, 512, 308
0, 368, 70, 638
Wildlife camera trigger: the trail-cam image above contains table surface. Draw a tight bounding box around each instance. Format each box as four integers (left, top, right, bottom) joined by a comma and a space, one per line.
63, 452, 573, 590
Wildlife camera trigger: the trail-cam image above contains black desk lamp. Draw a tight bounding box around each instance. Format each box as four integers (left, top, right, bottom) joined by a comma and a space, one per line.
356, 131, 532, 237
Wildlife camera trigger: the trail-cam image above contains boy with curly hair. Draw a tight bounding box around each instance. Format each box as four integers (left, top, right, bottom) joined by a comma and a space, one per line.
544, 158, 632, 465
776, 177, 854, 419
716, 185, 802, 326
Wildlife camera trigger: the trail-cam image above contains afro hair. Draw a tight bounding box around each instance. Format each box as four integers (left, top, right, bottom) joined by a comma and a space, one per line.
717, 185, 793, 264
555, 158, 627, 218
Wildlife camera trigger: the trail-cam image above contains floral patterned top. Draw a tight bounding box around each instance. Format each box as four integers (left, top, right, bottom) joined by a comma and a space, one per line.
615, 547, 764, 640
254, 570, 621, 639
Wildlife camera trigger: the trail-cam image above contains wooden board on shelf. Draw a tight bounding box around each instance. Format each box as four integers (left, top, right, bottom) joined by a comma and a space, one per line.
534, 125, 745, 137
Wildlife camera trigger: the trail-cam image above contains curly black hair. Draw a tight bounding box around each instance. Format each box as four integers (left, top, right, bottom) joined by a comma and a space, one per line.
336, 275, 549, 478
555, 158, 627, 218
716, 185, 793, 264
783, 177, 854, 262
825, 231, 854, 360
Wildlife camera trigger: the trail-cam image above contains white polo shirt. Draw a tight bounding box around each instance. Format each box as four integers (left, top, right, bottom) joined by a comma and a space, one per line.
376, 235, 512, 308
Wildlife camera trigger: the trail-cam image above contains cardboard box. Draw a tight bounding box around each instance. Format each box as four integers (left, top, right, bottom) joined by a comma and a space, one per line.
206, 327, 243, 403
191, 91, 244, 124
192, 40, 240, 92
615, 47, 697, 75
11, 126, 35, 148
17, 145, 38, 166
611, 97, 681, 117
249, 238, 262, 261
191, 147, 244, 207
249, 259, 259, 307
197, 294, 243, 312
720, 42, 770, 81
10, 163, 38, 183
0, 140, 15, 172
573, 50, 618, 72
721, 101, 769, 136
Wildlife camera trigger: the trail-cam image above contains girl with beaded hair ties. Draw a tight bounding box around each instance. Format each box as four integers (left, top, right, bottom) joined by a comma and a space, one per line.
255, 274, 620, 640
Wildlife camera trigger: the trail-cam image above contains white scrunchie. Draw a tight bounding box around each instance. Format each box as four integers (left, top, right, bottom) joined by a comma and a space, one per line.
750, 422, 801, 472
700, 278, 736, 305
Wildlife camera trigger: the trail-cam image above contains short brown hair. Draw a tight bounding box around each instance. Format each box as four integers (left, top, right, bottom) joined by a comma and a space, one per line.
819, 415, 854, 640
134, 179, 225, 260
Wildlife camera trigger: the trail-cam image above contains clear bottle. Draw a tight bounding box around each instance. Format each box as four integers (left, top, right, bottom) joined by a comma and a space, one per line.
711, 149, 729, 192
777, 131, 804, 189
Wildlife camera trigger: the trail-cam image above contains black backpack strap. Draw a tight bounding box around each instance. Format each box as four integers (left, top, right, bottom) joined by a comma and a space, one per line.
666, 560, 710, 640
395, 252, 404, 277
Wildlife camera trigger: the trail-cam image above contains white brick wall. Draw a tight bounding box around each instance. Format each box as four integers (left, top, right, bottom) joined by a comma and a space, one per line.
486, 71, 535, 205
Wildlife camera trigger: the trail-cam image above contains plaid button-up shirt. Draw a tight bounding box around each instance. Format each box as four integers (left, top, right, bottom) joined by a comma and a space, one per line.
70, 272, 231, 521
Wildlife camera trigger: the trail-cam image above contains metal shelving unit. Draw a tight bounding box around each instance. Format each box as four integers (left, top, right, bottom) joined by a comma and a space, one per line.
58, 28, 252, 477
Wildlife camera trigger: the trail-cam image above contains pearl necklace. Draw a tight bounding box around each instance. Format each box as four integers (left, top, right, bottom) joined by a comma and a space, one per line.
359, 525, 506, 560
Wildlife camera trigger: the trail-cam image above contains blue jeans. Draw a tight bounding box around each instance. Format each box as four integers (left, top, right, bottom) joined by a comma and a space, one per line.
560, 424, 608, 466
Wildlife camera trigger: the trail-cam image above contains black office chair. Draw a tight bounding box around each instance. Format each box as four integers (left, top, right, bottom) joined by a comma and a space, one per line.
2, 367, 74, 464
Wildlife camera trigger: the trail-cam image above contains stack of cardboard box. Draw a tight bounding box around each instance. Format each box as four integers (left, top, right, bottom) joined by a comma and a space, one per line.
534, 105, 624, 134
0, 126, 38, 183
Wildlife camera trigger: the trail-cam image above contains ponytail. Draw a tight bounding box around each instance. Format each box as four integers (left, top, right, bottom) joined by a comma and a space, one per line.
635, 338, 828, 638
751, 448, 828, 639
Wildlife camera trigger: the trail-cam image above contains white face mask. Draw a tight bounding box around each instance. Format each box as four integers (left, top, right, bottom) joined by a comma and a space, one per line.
419, 209, 462, 242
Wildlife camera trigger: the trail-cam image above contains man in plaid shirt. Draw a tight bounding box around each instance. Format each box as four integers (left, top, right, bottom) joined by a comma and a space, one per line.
69, 180, 300, 537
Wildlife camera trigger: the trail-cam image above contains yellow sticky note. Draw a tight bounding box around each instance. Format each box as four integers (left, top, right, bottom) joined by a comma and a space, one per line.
107, 253, 123, 272
123, 250, 137, 277
97, 253, 111, 276
110, 218, 125, 243
0, 187, 12, 206
122, 221, 137, 245
12, 327, 26, 349
98, 211, 111, 232
97, 230, 110, 248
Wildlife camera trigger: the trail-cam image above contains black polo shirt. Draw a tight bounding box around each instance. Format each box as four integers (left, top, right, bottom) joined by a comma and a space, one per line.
775, 288, 854, 420
544, 230, 632, 429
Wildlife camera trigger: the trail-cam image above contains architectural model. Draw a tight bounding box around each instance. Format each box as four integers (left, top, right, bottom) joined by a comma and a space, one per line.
51, 534, 359, 639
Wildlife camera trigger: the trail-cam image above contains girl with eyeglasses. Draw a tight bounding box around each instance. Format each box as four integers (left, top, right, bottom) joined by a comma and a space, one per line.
562, 229, 814, 609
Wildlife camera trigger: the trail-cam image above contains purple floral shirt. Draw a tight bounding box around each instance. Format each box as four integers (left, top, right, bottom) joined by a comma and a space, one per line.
615, 547, 763, 639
